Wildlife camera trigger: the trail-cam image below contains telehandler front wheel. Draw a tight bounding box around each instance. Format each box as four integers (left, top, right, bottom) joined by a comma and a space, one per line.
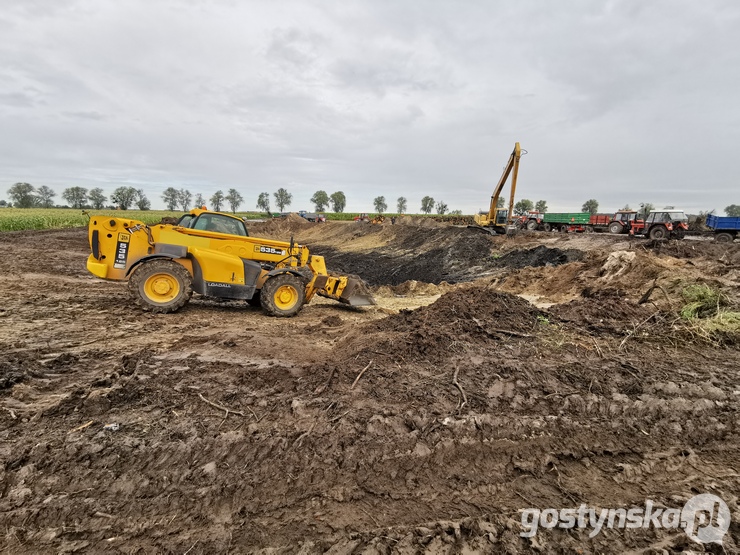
129, 259, 193, 313
261, 274, 305, 317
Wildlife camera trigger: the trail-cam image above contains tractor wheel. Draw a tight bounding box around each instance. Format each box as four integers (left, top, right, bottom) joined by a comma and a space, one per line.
715, 232, 734, 243
526, 219, 538, 231
260, 274, 305, 317
129, 259, 193, 313
649, 226, 667, 240
584, 226, 594, 233
608, 222, 623, 234
560, 225, 569, 233
543, 223, 552, 232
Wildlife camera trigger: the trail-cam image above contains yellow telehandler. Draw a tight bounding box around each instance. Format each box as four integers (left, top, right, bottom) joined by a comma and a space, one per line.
85, 208, 375, 317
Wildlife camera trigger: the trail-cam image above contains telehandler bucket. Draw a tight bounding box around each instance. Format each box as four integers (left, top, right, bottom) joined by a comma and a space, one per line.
338, 276, 376, 307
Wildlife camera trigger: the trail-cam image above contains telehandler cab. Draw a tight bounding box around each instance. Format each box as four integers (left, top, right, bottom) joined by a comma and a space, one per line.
85, 208, 375, 317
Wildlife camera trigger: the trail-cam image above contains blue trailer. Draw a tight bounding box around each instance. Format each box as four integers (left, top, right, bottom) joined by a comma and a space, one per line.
706, 214, 740, 243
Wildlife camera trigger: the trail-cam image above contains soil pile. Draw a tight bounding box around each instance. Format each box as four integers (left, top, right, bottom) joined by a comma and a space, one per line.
643, 238, 740, 265
492, 245, 584, 269
313, 227, 500, 285
334, 285, 542, 363
373, 280, 451, 297
549, 288, 655, 334
248, 213, 311, 237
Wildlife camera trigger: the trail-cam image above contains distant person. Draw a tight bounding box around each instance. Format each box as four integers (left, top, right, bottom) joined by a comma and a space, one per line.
391, 216, 396, 225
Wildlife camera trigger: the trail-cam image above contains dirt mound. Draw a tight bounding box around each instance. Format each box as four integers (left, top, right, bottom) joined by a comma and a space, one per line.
313, 227, 499, 285
643, 238, 740, 264
492, 245, 584, 269
548, 288, 655, 334
335, 285, 542, 363
394, 215, 446, 228
248, 213, 311, 237
374, 280, 451, 297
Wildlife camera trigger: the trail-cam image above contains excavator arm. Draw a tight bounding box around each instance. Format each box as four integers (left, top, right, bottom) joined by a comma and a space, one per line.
474, 142, 521, 232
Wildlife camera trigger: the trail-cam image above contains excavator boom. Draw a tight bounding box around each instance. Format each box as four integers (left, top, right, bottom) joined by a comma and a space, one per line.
473, 142, 522, 233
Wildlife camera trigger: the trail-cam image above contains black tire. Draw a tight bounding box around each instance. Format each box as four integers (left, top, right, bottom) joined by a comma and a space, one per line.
715, 232, 733, 243
260, 274, 305, 317
543, 223, 552, 232
129, 259, 193, 313
526, 219, 538, 231
649, 226, 667, 240
560, 225, 569, 233
608, 222, 623, 234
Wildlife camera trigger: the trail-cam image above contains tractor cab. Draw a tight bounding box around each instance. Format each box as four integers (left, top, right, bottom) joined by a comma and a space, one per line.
176, 209, 249, 236
613, 211, 638, 222
646, 211, 688, 225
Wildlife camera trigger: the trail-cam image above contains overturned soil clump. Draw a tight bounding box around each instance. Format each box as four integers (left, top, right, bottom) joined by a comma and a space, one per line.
335, 286, 543, 363
492, 244, 584, 269
549, 288, 655, 334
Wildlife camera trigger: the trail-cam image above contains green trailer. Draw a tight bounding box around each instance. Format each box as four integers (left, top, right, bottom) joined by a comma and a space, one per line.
542, 212, 592, 224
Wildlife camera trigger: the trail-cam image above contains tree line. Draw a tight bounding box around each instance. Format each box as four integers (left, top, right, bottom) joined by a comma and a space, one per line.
4, 183, 150, 210
4, 182, 739, 217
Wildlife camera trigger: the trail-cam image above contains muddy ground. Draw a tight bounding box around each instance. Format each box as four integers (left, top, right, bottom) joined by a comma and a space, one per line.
1, 219, 739, 554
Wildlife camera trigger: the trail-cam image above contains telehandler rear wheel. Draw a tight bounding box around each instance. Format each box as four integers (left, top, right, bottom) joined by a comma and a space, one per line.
261, 274, 305, 317
129, 259, 193, 313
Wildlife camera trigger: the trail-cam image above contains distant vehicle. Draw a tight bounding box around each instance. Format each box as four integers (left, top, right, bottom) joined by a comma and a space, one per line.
704, 214, 739, 243
298, 210, 326, 223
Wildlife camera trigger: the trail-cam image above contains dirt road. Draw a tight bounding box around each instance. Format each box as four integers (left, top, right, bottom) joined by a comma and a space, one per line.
1, 222, 738, 553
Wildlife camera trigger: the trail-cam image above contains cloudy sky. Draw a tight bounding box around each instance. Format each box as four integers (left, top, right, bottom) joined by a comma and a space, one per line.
1, 0, 738, 213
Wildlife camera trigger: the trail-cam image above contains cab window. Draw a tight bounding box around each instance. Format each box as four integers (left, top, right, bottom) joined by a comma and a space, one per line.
192, 214, 248, 236
177, 214, 194, 227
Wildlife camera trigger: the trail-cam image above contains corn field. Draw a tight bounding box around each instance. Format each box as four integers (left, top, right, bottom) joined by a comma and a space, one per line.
0, 209, 179, 231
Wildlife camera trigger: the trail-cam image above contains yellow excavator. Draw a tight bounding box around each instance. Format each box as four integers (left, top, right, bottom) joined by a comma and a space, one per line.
473, 142, 522, 234
86, 208, 375, 317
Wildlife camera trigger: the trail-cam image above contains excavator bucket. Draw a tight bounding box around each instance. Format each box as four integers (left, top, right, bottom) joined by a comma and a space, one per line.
338, 276, 376, 306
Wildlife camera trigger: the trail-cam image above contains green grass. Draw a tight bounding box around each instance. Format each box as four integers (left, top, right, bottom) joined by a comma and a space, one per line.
679, 283, 739, 343
680, 283, 727, 319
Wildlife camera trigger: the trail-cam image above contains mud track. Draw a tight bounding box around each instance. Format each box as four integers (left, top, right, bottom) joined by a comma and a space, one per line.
1, 223, 739, 553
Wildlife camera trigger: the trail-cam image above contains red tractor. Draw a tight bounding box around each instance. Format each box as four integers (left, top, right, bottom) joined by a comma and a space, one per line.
629, 210, 688, 239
